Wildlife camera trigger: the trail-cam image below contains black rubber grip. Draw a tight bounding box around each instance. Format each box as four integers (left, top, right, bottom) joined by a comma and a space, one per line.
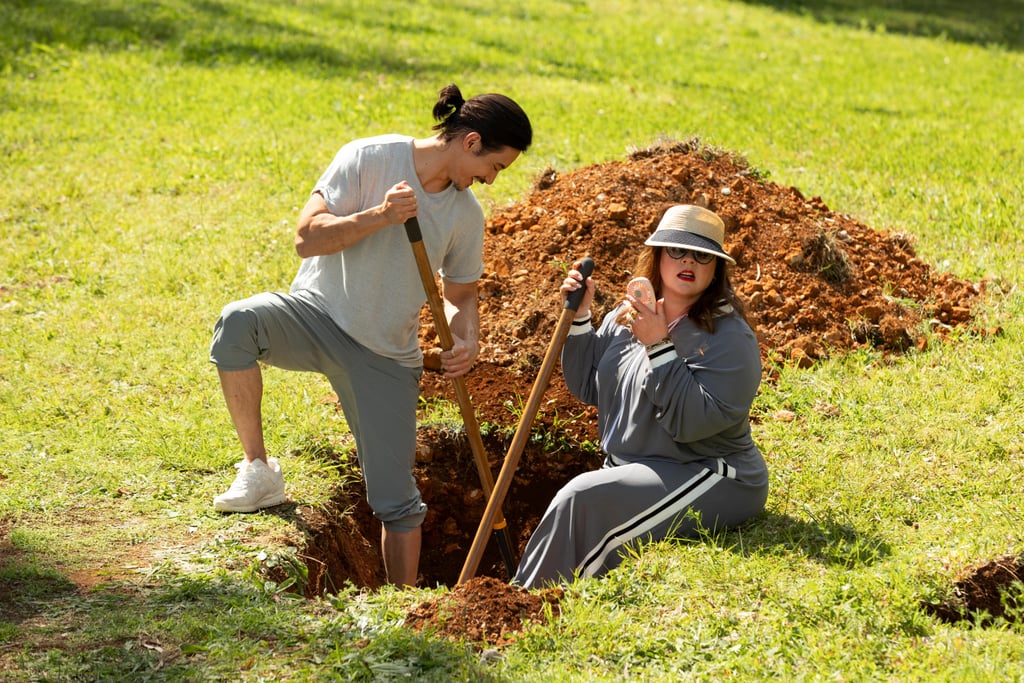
404, 216, 422, 243
565, 257, 595, 312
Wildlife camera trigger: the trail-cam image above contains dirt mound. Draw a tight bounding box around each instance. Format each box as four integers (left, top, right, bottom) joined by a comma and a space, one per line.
418, 138, 988, 437
295, 140, 992, 642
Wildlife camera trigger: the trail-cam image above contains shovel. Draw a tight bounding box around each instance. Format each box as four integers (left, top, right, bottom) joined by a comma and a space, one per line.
404, 217, 517, 579
457, 256, 594, 584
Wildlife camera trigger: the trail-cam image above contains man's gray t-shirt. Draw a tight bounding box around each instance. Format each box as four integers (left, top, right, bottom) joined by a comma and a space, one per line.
289, 134, 485, 366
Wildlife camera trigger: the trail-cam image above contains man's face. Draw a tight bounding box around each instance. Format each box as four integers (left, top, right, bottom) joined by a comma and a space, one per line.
452, 135, 521, 191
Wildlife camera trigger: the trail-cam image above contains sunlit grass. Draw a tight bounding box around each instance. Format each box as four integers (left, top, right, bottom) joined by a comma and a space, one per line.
2, 0, 1024, 679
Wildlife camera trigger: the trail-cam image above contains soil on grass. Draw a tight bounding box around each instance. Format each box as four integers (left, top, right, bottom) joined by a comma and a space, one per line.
923, 554, 1024, 626
285, 139, 1000, 645
404, 576, 564, 646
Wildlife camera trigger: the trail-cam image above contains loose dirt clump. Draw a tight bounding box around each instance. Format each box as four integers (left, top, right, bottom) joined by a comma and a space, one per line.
292, 139, 995, 640
923, 555, 1024, 626
405, 576, 563, 646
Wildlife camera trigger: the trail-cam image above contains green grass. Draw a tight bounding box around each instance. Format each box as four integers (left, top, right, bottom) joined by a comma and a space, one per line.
2, 0, 1024, 680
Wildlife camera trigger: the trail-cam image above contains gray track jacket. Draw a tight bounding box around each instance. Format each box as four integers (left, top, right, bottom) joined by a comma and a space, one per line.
561, 304, 762, 464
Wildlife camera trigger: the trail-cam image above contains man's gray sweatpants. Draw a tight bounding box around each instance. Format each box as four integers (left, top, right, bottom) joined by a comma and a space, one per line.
210, 292, 426, 531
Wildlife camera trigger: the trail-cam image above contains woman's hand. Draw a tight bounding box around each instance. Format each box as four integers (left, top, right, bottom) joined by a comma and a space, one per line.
624, 294, 669, 346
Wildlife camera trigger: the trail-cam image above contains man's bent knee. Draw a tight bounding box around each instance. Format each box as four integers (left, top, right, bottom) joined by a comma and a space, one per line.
378, 506, 427, 533
210, 302, 261, 371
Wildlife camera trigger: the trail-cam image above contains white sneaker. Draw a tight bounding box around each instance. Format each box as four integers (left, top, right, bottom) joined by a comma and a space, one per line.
213, 457, 286, 513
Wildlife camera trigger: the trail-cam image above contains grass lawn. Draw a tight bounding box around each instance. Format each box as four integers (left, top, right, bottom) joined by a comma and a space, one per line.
2, 0, 1023, 680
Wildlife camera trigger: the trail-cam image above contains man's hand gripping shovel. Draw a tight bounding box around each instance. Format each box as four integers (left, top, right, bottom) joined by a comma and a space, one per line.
457, 256, 595, 584
404, 217, 517, 578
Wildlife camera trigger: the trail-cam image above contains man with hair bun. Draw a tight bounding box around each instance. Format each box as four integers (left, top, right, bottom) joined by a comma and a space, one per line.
209, 84, 532, 586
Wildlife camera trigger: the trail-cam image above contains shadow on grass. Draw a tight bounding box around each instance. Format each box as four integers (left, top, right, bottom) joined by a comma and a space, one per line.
737, 0, 1024, 51
1, 0, 585, 83
0, 544, 500, 681
0, 563, 78, 627
0, 0, 434, 75
730, 509, 892, 567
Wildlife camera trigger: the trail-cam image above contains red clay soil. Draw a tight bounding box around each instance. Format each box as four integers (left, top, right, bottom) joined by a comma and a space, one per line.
287, 140, 998, 644
420, 138, 990, 437
404, 576, 563, 646
923, 554, 1024, 626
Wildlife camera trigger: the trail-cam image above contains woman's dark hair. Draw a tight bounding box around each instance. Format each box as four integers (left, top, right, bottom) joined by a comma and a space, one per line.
431, 83, 532, 153
617, 246, 749, 333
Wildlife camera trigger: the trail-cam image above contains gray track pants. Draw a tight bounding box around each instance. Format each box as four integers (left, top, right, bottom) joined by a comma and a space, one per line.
513, 451, 769, 588
210, 292, 426, 531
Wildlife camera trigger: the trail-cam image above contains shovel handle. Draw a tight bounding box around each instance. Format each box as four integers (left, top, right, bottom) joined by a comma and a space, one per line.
458, 255, 595, 584
404, 217, 517, 578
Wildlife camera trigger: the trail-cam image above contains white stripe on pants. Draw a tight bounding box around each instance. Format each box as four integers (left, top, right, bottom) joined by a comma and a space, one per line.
513, 453, 767, 588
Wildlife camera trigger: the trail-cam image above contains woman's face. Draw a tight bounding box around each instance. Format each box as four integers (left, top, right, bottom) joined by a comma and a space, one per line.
659, 247, 717, 301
